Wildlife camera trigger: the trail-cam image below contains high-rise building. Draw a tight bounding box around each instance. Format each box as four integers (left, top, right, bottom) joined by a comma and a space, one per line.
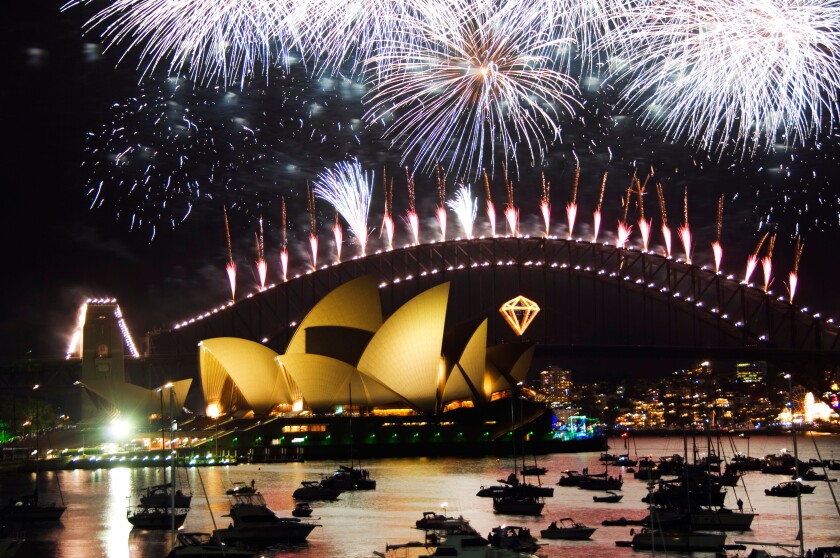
540, 366, 573, 408
735, 361, 767, 384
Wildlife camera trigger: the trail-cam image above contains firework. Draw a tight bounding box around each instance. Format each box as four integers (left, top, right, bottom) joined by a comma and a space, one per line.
761, 234, 777, 292
678, 188, 692, 264
314, 159, 373, 257
255, 217, 267, 290
447, 184, 477, 239
788, 236, 804, 302
363, 1, 579, 178
504, 175, 518, 237
616, 221, 633, 249
744, 232, 769, 284
593, 172, 607, 242
382, 171, 395, 250
333, 212, 343, 262
712, 194, 724, 273
67, 0, 301, 86
656, 183, 672, 258
280, 197, 288, 282
308, 183, 318, 270
539, 173, 551, 238
404, 169, 420, 245
223, 206, 236, 301
565, 167, 579, 239
484, 170, 497, 238
605, 0, 840, 154
436, 165, 448, 241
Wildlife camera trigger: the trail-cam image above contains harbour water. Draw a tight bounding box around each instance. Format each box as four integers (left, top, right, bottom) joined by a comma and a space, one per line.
5, 434, 840, 557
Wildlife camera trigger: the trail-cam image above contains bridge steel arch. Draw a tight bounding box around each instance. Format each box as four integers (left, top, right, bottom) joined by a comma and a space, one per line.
150, 237, 840, 372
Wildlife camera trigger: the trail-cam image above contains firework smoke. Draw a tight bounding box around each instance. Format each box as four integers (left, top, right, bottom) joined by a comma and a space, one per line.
223, 206, 236, 302
593, 172, 607, 242
656, 183, 672, 257
712, 194, 724, 273
744, 232, 769, 284
314, 159, 373, 257
788, 236, 804, 302
484, 170, 497, 238
447, 184, 477, 239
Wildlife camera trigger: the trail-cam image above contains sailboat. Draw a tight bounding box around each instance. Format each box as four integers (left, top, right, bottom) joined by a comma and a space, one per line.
0, 391, 66, 523
320, 385, 376, 491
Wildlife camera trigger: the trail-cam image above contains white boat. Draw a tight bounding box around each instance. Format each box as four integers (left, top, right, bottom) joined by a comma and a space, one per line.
540, 517, 596, 540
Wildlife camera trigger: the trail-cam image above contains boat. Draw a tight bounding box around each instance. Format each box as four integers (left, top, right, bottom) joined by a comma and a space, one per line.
127, 506, 188, 530
796, 469, 834, 482
165, 532, 255, 557
612, 454, 637, 467
765, 480, 816, 497
577, 475, 622, 491
0, 492, 66, 522
599, 452, 617, 462
292, 480, 342, 501
139, 484, 193, 508
492, 493, 544, 516
601, 517, 645, 527
488, 525, 540, 553
213, 493, 318, 545
593, 491, 623, 503
628, 528, 727, 552
520, 466, 547, 476
642, 507, 755, 531
225, 481, 256, 496
385, 531, 539, 558
414, 511, 473, 532
320, 464, 376, 491
540, 518, 596, 540
292, 502, 313, 518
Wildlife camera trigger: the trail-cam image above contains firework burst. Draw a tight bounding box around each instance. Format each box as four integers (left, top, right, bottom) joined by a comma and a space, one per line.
504, 175, 518, 237
616, 188, 632, 248
788, 236, 804, 302
382, 170, 395, 249
744, 232, 769, 284
633, 174, 652, 252
436, 165, 448, 241
255, 216, 267, 290
565, 167, 579, 239
761, 234, 777, 292
447, 184, 477, 239
66, 0, 302, 86
314, 159, 373, 257
483, 170, 497, 238
333, 212, 343, 262
280, 197, 288, 282
404, 169, 420, 245
712, 194, 724, 273
678, 188, 692, 264
307, 183, 318, 270
363, 1, 579, 178
593, 172, 607, 242
223, 206, 236, 301
656, 183, 672, 257
605, 0, 840, 154
540, 173, 551, 238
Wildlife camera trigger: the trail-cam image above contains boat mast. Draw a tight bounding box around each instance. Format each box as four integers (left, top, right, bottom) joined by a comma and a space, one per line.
169, 384, 176, 547
784, 373, 805, 558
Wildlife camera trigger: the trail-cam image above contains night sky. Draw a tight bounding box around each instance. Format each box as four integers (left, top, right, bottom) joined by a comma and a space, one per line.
4, 0, 840, 359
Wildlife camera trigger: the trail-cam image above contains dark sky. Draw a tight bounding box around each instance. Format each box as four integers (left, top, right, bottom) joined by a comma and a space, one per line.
4, 1, 840, 360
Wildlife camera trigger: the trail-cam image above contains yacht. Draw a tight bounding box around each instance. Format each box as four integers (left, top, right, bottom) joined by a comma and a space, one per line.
165, 532, 254, 557
629, 528, 727, 552
213, 493, 318, 545
540, 518, 596, 540
126, 506, 188, 530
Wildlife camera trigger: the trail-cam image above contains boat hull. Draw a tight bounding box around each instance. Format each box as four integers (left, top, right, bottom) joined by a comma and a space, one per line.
128, 510, 188, 530
631, 530, 726, 552
0, 505, 66, 522
540, 528, 596, 540
213, 522, 316, 544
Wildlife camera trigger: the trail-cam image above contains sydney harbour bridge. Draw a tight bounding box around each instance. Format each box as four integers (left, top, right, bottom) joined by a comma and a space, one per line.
148, 236, 840, 377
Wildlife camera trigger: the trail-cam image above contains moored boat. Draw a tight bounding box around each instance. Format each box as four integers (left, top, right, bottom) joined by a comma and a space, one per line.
492, 493, 544, 516
127, 506, 188, 530
540, 518, 596, 540
213, 493, 318, 545
628, 528, 727, 552
139, 483, 193, 509
0, 493, 66, 523
292, 480, 342, 501
292, 502, 313, 517
165, 532, 254, 557
415, 511, 473, 533
765, 480, 816, 497
593, 491, 623, 503
488, 525, 540, 553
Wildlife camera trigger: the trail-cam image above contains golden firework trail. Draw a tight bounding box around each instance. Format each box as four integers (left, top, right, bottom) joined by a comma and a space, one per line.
565, 166, 577, 239
761, 233, 777, 292
712, 194, 724, 272
592, 171, 607, 242
223, 206, 236, 301
788, 235, 804, 302
504, 171, 518, 237
435, 163, 447, 240
744, 232, 769, 283
656, 182, 672, 257
405, 168, 419, 245
678, 187, 692, 264
540, 171, 551, 237
634, 174, 651, 251
381, 168, 395, 249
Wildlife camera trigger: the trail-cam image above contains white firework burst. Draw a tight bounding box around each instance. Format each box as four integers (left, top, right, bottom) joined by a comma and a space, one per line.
313, 159, 373, 256
605, 0, 840, 153
363, 1, 579, 179
446, 184, 478, 239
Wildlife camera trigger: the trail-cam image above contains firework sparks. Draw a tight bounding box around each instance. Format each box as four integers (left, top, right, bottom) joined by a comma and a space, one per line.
656, 183, 672, 257
255, 217, 267, 291
382, 170, 395, 250
363, 1, 579, 178
678, 188, 692, 264
436, 165, 447, 241
314, 159, 373, 257
761, 234, 777, 293
617, 221, 633, 249
447, 184, 477, 239
404, 169, 420, 245
504, 174, 518, 237
333, 213, 343, 262
67, 0, 301, 86
223, 206, 236, 302
565, 167, 579, 239
484, 170, 497, 238
632, 173, 652, 251
789, 236, 804, 302
280, 197, 288, 282
593, 172, 607, 242
540, 173, 551, 238
744, 232, 769, 284
605, 0, 840, 154
712, 194, 724, 273
308, 183, 318, 270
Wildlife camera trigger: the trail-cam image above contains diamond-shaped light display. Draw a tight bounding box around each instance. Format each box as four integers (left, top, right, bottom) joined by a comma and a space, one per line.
499, 295, 540, 336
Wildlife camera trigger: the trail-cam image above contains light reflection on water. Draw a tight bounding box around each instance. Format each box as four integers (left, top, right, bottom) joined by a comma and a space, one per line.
3, 435, 839, 558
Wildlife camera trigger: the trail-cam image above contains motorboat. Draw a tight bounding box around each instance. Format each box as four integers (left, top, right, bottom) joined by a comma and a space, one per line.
629, 528, 726, 552
577, 475, 622, 491
225, 482, 256, 496
165, 532, 254, 557
139, 483, 192, 509
292, 480, 342, 501
601, 517, 645, 527
292, 502, 313, 517
765, 480, 816, 497
320, 464, 376, 490
488, 525, 540, 553
126, 506, 188, 530
643, 507, 755, 531
520, 466, 547, 477
612, 454, 637, 467
213, 493, 318, 545
0, 492, 66, 522
415, 512, 473, 533
540, 518, 596, 540
593, 491, 623, 503
415, 531, 539, 557
796, 469, 833, 482
492, 493, 544, 516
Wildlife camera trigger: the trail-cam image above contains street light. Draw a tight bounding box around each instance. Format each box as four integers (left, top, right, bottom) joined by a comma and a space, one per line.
207, 403, 221, 460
